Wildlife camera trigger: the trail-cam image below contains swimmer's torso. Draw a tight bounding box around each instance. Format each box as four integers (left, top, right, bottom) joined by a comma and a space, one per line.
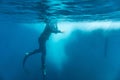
39, 24, 53, 44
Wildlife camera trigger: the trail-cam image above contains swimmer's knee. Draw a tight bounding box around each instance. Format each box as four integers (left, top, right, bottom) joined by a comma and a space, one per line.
25, 52, 30, 56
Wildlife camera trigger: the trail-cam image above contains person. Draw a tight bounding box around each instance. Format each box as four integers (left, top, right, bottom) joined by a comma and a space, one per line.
23, 20, 62, 80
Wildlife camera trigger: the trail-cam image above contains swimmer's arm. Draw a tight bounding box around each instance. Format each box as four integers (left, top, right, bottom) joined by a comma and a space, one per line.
52, 23, 64, 33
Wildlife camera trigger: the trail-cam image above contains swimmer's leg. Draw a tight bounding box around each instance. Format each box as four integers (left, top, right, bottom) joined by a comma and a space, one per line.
23, 49, 41, 71
41, 47, 46, 80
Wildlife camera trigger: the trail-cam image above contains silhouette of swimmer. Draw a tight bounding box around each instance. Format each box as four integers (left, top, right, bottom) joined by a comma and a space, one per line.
23, 20, 62, 80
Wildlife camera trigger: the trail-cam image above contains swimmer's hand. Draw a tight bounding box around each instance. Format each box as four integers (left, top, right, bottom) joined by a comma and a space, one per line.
54, 30, 64, 34
57, 30, 63, 33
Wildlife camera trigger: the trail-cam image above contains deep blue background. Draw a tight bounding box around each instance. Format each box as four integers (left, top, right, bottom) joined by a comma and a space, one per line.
1, 22, 120, 80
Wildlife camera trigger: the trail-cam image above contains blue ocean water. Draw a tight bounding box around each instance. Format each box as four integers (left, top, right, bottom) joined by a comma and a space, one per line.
1, 0, 120, 80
